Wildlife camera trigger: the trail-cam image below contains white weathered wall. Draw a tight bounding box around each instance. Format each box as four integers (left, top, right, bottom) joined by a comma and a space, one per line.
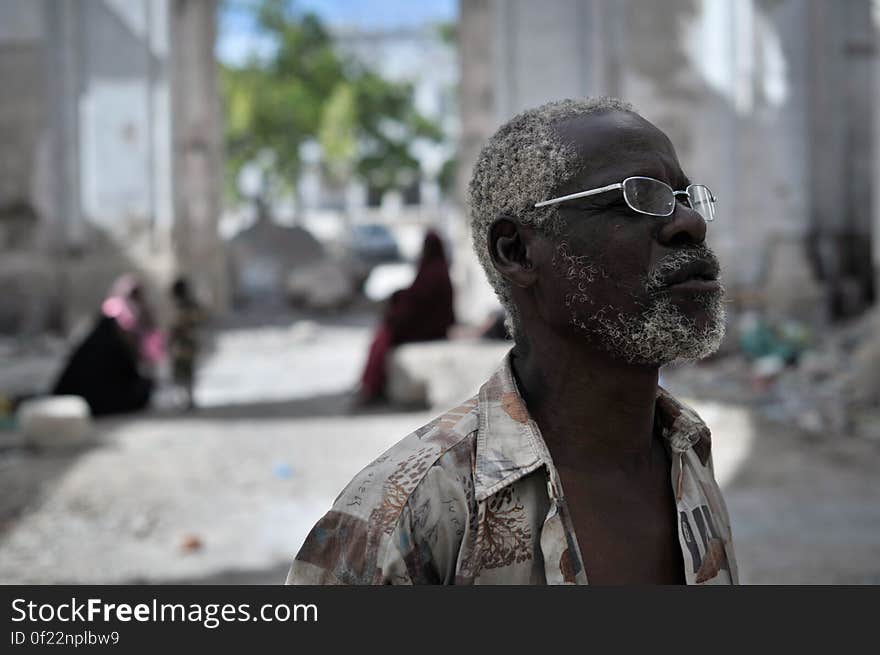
458, 0, 876, 322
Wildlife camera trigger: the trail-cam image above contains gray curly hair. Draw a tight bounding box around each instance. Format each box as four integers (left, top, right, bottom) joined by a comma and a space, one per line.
467, 97, 634, 337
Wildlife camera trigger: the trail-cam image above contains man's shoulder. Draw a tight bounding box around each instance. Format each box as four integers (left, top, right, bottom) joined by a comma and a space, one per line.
289, 397, 481, 584
332, 396, 480, 519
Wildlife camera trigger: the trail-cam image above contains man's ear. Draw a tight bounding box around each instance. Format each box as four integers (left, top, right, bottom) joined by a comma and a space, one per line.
488, 216, 539, 288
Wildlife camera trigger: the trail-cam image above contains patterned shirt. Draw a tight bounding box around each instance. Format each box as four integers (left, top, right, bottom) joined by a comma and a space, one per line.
287, 354, 738, 585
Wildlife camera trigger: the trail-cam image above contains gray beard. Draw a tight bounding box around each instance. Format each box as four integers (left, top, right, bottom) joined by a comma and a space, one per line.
555, 243, 727, 366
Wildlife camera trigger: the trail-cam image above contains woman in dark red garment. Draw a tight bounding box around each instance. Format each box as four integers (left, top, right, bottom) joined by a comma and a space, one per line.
359, 230, 455, 402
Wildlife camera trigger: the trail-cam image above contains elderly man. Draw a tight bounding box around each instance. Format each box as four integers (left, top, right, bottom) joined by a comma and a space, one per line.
287, 97, 738, 585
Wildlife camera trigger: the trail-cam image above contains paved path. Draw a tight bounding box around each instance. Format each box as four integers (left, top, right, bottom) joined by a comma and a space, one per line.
723, 418, 880, 584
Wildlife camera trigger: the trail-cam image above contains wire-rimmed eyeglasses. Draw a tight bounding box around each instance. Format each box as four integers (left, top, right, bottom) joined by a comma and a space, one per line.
534, 176, 717, 222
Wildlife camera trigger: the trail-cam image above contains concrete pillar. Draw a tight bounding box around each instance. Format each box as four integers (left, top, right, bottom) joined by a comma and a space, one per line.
457, 0, 493, 206
455, 0, 500, 325
807, 0, 875, 319
146, 0, 174, 250
44, 0, 82, 254
489, 0, 596, 123
875, 5, 880, 302
170, 0, 226, 311
0, 0, 46, 216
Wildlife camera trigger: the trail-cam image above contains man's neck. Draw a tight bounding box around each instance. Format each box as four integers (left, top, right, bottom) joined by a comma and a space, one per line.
510, 327, 660, 469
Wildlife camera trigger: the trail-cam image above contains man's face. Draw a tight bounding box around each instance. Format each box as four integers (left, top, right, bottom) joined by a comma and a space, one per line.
533, 110, 725, 365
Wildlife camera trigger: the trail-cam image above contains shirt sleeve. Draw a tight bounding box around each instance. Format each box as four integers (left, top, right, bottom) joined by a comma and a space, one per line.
391, 465, 471, 584
283, 506, 399, 585
286, 457, 472, 585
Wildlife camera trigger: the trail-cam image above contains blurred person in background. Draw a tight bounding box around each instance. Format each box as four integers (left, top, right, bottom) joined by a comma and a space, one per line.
53, 274, 163, 416
169, 276, 204, 411
289, 97, 737, 585
357, 229, 455, 404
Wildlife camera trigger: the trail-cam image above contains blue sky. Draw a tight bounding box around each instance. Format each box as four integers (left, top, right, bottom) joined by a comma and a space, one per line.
218, 0, 457, 65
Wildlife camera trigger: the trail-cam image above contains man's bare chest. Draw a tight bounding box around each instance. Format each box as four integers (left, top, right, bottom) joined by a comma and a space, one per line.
557, 466, 685, 584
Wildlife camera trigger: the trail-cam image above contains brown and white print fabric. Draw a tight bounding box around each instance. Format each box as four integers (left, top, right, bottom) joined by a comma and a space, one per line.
287, 354, 738, 585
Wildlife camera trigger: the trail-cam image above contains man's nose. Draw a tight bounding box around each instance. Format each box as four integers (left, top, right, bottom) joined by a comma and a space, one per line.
657, 204, 707, 247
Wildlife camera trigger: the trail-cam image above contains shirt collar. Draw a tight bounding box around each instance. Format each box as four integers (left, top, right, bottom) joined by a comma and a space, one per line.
473, 352, 712, 501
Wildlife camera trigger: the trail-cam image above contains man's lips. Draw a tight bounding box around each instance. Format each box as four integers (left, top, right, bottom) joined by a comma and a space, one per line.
656, 257, 722, 293
663, 258, 719, 283
663, 278, 722, 293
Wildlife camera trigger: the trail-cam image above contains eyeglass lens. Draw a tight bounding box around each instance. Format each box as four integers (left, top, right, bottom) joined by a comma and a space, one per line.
622, 177, 674, 216
622, 177, 715, 222
687, 184, 716, 222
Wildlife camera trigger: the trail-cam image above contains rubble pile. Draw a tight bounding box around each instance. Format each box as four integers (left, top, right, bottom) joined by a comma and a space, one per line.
771, 308, 880, 439
667, 308, 880, 440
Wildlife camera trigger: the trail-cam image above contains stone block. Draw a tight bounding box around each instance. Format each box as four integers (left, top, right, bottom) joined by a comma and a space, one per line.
387, 339, 512, 409
16, 395, 93, 447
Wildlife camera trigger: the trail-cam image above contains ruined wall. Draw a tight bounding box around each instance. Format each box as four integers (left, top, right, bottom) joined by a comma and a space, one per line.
0, 0, 225, 335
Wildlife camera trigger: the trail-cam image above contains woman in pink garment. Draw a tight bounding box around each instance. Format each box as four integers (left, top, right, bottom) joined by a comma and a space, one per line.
53, 274, 165, 415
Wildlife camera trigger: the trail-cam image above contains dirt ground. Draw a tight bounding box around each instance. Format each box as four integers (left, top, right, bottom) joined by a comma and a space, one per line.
1, 315, 878, 584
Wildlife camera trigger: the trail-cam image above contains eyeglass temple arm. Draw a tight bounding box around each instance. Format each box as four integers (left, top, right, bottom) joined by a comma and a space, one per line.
534, 183, 623, 208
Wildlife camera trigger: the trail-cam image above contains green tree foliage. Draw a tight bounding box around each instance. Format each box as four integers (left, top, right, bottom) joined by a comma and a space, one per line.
221, 0, 442, 204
